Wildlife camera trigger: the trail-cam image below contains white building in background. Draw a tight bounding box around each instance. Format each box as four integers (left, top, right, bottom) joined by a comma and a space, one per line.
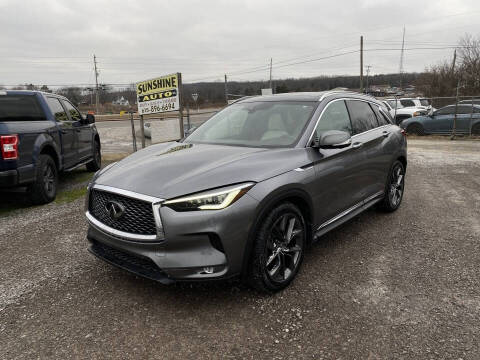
112, 96, 130, 106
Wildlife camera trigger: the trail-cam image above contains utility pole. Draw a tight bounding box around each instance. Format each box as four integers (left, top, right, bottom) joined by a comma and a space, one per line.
269, 58, 273, 91
365, 65, 371, 93
224, 74, 228, 104
360, 36, 364, 93
399, 26, 406, 90
93, 55, 99, 115
450, 48, 457, 74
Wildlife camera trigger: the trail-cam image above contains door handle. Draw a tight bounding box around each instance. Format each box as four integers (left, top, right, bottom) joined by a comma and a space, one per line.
352, 142, 363, 149
60, 129, 67, 134
382, 130, 389, 138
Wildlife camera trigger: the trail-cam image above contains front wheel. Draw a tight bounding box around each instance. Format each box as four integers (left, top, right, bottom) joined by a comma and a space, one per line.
86, 140, 101, 172
379, 160, 405, 212
247, 202, 306, 293
406, 123, 424, 135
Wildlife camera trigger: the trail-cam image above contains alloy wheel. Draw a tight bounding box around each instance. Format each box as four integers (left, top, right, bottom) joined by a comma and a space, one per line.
389, 164, 404, 207
265, 213, 304, 283
43, 164, 56, 196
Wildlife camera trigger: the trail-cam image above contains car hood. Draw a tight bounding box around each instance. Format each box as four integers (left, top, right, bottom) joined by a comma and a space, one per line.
95, 142, 311, 199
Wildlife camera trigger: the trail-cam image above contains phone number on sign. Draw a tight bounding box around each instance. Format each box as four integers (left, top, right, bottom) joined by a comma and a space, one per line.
140, 99, 178, 114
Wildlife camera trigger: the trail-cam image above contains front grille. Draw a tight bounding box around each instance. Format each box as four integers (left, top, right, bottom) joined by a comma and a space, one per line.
89, 241, 170, 283
89, 189, 157, 235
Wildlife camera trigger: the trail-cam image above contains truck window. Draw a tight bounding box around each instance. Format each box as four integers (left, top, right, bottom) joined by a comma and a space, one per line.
46, 97, 69, 122
0, 94, 46, 121
62, 100, 82, 122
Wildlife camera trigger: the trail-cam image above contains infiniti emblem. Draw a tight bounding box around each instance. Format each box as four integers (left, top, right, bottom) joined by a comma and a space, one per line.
105, 200, 125, 220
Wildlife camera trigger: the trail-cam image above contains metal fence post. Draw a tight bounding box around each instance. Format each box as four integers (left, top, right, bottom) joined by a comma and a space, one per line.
186, 103, 191, 132
139, 114, 146, 148
470, 96, 474, 137
129, 111, 137, 152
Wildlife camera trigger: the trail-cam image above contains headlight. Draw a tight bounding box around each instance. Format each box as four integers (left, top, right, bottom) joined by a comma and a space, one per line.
413, 111, 420, 117
163, 182, 255, 211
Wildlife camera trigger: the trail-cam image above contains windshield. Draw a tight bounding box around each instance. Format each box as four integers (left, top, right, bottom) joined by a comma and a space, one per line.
185, 101, 317, 147
0, 94, 46, 121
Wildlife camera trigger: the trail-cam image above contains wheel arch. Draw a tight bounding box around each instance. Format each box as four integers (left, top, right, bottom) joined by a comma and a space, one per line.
39, 144, 60, 170
241, 187, 314, 279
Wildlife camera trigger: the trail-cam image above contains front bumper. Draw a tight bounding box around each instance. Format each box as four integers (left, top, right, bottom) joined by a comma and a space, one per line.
86, 185, 259, 282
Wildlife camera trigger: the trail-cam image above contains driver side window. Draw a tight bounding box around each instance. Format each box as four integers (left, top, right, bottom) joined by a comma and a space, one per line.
314, 100, 352, 141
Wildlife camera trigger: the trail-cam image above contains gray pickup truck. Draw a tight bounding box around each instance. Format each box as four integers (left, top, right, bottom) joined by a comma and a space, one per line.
0, 90, 101, 204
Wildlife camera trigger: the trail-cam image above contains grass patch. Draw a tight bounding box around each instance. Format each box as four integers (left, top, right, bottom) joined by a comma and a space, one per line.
54, 187, 88, 204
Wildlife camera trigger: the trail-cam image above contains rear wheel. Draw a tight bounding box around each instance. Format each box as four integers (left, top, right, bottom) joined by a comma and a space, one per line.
406, 123, 424, 135
247, 202, 306, 293
379, 160, 405, 212
86, 140, 101, 172
28, 154, 58, 205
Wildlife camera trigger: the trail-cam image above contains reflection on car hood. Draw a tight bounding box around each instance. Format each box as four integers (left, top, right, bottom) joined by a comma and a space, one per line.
95, 142, 310, 199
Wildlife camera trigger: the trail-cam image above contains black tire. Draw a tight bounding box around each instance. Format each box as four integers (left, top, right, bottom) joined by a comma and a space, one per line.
379, 160, 405, 212
406, 123, 424, 135
86, 140, 101, 172
472, 124, 480, 135
247, 202, 306, 293
28, 154, 58, 205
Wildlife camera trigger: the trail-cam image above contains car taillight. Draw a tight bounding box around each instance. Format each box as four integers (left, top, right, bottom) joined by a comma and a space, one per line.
0, 135, 19, 160
401, 129, 407, 137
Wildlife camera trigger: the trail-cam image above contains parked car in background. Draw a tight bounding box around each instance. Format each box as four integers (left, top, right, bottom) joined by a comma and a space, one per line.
399, 97, 434, 111
382, 99, 428, 124
459, 99, 480, 106
86, 91, 407, 292
400, 104, 480, 135
0, 90, 101, 204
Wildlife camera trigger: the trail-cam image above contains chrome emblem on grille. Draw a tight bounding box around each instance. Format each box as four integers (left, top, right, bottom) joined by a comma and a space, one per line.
105, 200, 125, 220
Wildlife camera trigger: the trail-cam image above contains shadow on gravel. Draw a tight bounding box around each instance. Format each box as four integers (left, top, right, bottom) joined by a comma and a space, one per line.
0, 168, 94, 216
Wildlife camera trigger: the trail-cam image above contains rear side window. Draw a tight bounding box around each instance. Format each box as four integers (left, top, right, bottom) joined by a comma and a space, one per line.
435, 106, 454, 116
0, 94, 46, 121
346, 100, 378, 134
62, 100, 82, 122
46, 97, 68, 122
400, 99, 416, 107
371, 104, 391, 126
314, 100, 352, 138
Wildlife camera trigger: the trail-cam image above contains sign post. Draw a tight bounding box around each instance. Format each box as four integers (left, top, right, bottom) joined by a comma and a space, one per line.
192, 92, 199, 113
136, 72, 183, 141
129, 110, 137, 152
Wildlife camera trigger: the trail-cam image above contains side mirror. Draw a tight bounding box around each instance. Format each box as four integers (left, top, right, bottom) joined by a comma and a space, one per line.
313, 130, 352, 148
85, 114, 95, 124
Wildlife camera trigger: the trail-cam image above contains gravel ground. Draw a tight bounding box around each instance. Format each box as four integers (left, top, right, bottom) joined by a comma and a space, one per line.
0, 138, 479, 359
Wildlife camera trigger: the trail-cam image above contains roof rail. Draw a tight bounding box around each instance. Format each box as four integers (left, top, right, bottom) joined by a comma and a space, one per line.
318, 90, 376, 102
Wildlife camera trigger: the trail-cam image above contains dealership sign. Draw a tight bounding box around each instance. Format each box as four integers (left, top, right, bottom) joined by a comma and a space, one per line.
136, 73, 181, 115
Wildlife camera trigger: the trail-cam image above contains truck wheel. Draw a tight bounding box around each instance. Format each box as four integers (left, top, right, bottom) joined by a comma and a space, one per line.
86, 140, 101, 172
28, 154, 58, 205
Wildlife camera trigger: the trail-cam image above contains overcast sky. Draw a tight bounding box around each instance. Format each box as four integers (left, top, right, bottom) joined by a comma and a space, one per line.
1, 0, 479, 88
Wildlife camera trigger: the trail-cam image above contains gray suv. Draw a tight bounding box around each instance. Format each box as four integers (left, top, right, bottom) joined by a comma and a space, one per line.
85, 91, 407, 292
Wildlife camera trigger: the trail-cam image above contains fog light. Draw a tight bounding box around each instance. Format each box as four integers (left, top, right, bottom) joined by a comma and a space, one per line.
201, 266, 214, 274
